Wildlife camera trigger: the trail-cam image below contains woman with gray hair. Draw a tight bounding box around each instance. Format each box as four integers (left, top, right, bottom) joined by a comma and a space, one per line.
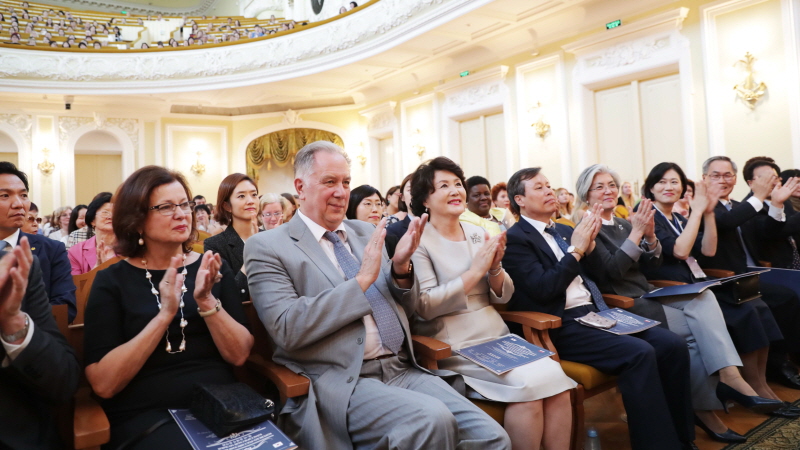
575, 163, 783, 443
259, 193, 290, 230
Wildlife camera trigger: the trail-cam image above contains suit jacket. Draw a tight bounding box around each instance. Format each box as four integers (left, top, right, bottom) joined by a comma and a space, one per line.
17, 232, 77, 322
698, 200, 779, 274
204, 225, 249, 300
0, 254, 81, 450
68, 235, 97, 275
741, 194, 800, 268
503, 218, 604, 318
244, 214, 423, 450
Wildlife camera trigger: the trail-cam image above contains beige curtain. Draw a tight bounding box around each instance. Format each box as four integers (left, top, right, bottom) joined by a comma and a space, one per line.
246, 128, 344, 183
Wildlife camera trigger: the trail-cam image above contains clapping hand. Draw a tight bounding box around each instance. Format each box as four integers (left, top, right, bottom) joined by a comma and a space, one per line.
95, 237, 117, 267
470, 232, 505, 275
750, 171, 776, 202
0, 237, 33, 334
157, 255, 185, 316
629, 198, 656, 244
690, 181, 710, 213
391, 213, 428, 271
770, 177, 800, 207
356, 218, 388, 292
571, 203, 602, 255
194, 251, 222, 309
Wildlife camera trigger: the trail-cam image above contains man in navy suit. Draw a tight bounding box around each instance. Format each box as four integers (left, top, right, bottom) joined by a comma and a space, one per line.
0, 162, 76, 322
502, 167, 696, 450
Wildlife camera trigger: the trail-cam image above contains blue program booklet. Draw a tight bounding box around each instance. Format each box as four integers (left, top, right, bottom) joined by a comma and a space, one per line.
578, 308, 661, 335
169, 409, 297, 450
454, 334, 555, 375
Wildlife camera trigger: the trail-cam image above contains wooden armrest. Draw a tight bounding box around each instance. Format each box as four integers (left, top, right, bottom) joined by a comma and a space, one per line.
245, 354, 309, 398
649, 280, 687, 288
411, 335, 451, 361
758, 260, 773, 268
498, 311, 562, 330
602, 294, 634, 309
74, 386, 110, 449
703, 268, 735, 279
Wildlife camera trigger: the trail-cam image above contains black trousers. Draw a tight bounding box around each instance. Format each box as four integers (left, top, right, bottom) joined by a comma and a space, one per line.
760, 282, 800, 363
552, 305, 694, 450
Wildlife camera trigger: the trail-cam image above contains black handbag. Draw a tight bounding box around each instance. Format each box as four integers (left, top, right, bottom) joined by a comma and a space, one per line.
189, 382, 275, 437
711, 273, 761, 305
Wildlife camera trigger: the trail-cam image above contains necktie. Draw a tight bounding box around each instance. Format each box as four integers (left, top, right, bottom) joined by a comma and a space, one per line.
0, 241, 7, 252
323, 231, 404, 353
544, 226, 609, 311
723, 202, 756, 266
788, 237, 800, 270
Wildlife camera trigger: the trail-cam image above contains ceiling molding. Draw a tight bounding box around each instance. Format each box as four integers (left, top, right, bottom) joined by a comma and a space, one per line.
0, 0, 494, 94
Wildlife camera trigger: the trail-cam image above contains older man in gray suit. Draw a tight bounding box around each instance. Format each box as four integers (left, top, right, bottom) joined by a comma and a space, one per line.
245, 141, 510, 450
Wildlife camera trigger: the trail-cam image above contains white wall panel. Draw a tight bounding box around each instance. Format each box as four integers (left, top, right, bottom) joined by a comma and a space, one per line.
640, 74, 684, 173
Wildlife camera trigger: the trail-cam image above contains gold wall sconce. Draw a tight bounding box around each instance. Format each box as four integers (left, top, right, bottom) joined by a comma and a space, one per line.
356, 142, 367, 167
37, 148, 55, 175
190, 151, 206, 176
529, 102, 551, 138
733, 52, 767, 110
411, 129, 426, 160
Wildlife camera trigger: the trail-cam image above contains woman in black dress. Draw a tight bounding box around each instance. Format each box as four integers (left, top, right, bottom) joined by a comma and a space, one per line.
84, 166, 253, 449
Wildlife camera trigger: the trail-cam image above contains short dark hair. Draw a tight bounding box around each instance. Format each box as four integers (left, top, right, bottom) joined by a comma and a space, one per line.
780, 169, 800, 185
642, 162, 688, 201
491, 182, 507, 202
194, 203, 211, 216
465, 176, 491, 192
85, 192, 112, 230
192, 194, 205, 202
68, 204, 88, 233
346, 185, 383, 220
385, 185, 400, 206
684, 179, 695, 198
397, 173, 413, 213
410, 157, 465, 218
113, 166, 197, 257
743, 156, 780, 181
0, 161, 29, 190
280, 192, 298, 210
507, 167, 542, 216
214, 173, 256, 226
29, 202, 38, 212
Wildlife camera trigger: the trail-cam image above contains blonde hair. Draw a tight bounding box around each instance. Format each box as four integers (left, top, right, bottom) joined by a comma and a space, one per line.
554, 187, 573, 218
51, 206, 72, 230
619, 181, 637, 209
259, 193, 291, 217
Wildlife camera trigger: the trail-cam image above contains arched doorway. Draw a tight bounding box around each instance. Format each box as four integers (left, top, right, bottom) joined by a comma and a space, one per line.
245, 128, 344, 194
74, 130, 123, 205
0, 131, 19, 166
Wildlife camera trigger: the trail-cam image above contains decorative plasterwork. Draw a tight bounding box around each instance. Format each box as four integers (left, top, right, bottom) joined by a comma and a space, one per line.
359, 101, 397, 136
583, 36, 672, 69
0, 114, 33, 147
43, 0, 221, 17
58, 116, 140, 150
0, 0, 492, 94
436, 65, 508, 118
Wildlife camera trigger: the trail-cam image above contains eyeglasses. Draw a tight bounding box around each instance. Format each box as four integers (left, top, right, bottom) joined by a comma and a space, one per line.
27, 216, 42, 223
588, 183, 618, 192
97, 210, 112, 218
360, 201, 384, 209
261, 211, 283, 218
707, 173, 735, 181
149, 201, 195, 216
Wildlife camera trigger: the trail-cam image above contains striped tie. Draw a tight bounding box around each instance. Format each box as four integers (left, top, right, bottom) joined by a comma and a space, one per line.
544, 226, 609, 311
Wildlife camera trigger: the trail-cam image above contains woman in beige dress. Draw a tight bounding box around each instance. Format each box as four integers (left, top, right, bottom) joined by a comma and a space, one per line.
409, 157, 575, 450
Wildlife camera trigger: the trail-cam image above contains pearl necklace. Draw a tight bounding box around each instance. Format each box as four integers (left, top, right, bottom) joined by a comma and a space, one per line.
144, 254, 189, 353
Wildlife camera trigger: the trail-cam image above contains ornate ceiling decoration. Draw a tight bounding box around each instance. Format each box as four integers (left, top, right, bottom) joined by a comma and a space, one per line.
0, 0, 483, 94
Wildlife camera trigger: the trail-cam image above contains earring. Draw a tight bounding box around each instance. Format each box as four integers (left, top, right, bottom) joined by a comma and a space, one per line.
138, 233, 144, 246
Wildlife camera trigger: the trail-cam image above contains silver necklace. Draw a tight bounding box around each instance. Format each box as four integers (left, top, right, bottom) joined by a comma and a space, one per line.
143, 253, 189, 353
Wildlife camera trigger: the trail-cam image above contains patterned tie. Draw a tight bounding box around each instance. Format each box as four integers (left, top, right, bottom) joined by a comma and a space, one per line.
323, 231, 405, 353
788, 237, 800, 270
544, 226, 609, 311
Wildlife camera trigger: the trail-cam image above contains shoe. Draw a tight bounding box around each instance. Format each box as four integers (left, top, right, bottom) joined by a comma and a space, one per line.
782, 401, 800, 413
770, 405, 800, 419
716, 382, 784, 414
681, 442, 700, 450
694, 415, 746, 443
768, 360, 800, 390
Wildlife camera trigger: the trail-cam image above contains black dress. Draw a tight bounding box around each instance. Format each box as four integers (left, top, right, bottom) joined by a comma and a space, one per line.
84, 257, 248, 449
642, 210, 781, 353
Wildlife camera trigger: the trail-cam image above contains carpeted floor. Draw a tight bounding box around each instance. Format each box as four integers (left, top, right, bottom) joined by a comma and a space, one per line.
722, 399, 800, 450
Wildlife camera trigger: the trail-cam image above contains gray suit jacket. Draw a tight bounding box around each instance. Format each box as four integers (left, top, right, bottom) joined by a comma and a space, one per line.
244, 215, 424, 450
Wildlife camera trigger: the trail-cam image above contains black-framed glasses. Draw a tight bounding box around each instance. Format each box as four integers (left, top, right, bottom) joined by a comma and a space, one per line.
149, 201, 196, 216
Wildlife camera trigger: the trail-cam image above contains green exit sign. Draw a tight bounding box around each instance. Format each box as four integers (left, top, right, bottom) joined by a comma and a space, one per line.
460, 71, 470, 77
606, 19, 622, 29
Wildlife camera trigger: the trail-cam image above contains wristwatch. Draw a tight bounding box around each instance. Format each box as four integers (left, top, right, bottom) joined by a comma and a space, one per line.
566, 246, 585, 257
391, 261, 414, 279
1, 313, 29, 344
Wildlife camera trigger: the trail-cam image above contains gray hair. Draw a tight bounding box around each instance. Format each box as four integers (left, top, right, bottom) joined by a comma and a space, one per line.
259, 192, 291, 215
293, 141, 351, 180
507, 167, 541, 216
572, 164, 621, 223
702, 156, 737, 175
